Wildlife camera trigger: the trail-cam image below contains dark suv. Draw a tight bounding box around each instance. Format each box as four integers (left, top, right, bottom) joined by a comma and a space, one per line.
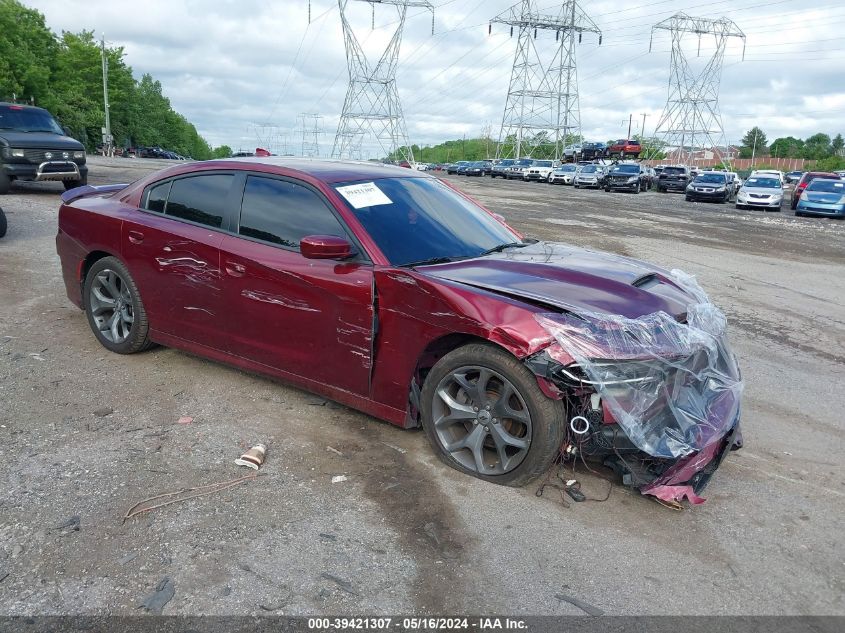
656, 165, 691, 192
0, 103, 87, 194
604, 162, 648, 193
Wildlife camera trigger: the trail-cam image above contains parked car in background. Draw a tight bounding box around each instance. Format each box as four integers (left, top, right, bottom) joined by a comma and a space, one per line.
56, 157, 743, 501
464, 161, 487, 177
446, 161, 468, 175
524, 160, 556, 182
505, 158, 534, 180
790, 171, 841, 209
656, 165, 690, 193
456, 163, 471, 175
685, 172, 733, 203
784, 170, 804, 184
563, 144, 582, 161
549, 163, 577, 185
490, 159, 515, 178
580, 142, 606, 161
573, 163, 605, 188
795, 178, 845, 217
0, 102, 88, 194
606, 139, 642, 158
835, 170, 845, 180
735, 174, 783, 211
604, 162, 648, 193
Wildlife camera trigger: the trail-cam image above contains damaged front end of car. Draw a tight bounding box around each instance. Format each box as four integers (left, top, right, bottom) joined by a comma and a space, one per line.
526, 270, 744, 506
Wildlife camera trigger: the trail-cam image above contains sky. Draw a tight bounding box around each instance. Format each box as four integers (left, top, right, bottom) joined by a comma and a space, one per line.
25, 0, 845, 158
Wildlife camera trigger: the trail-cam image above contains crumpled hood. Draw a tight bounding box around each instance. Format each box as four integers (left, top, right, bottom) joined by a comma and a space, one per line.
740, 186, 781, 196
417, 242, 693, 319
0, 131, 84, 150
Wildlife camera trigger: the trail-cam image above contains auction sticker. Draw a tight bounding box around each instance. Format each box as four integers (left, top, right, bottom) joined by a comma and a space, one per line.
336, 182, 393, 209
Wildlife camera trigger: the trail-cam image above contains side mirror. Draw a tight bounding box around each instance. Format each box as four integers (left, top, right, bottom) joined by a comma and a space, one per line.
62, 126, 72, 137
300, 235, 353, 260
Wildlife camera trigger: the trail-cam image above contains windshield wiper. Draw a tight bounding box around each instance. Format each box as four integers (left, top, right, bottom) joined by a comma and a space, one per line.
401, 256, 457, 268
478, 241, 529, 256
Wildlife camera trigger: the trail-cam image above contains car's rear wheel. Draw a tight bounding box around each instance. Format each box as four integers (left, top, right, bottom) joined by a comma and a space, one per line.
421, 343, 565, 487
83, 257, 153, 354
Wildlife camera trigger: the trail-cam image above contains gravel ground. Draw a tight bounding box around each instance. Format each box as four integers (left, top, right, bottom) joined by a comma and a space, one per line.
0, 157, 842, 616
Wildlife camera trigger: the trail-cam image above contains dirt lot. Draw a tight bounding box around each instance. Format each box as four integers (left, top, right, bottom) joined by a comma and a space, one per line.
0, 157, 843, 616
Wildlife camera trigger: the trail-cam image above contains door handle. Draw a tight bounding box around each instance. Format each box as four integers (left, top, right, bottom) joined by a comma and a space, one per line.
225, 261, 246, 277
128, 230, 144, 244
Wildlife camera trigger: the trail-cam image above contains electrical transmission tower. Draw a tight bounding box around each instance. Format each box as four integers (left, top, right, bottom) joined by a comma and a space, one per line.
649, 13, 745, 166
299, 113, 322, 157
332, 0, 433, 163
492, 0, 600, 160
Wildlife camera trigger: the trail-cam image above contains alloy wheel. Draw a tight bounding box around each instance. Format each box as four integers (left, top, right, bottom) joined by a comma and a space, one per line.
431, 366, 532, 475
89, 269, 134, 344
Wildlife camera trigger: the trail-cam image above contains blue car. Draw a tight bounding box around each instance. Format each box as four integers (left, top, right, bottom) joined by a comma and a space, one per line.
796, 178, 845, 218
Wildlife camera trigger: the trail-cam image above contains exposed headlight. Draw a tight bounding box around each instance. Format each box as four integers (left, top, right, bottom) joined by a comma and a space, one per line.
839, 195, 845, 204
716, 186, 725, 192
72, 150, 85, 159
11, 148, 25, 158
799, 192, 808, 201
627, 176, 638, 183
686, 184, 694, 191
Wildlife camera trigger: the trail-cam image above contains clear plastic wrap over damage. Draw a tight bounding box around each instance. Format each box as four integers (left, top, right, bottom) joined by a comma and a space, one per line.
536, 270, 743, 495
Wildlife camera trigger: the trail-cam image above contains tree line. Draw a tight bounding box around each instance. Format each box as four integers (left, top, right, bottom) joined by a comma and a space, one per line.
739, 126, 845, 169
0, 0, 230, 160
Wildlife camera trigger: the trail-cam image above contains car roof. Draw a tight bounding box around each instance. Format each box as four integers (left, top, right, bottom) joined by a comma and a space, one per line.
0, 101, 49, 113
203, 157, 430, 184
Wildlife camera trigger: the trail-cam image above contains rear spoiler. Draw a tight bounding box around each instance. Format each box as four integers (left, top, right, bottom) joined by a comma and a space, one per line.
60, 183, 129, 204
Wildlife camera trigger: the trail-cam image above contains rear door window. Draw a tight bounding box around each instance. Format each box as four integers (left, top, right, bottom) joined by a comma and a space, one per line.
165, 174, 234, 228
238, 175, 348, 249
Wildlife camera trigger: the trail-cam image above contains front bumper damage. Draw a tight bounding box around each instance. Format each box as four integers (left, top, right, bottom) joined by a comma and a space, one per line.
528, 270, 744, 506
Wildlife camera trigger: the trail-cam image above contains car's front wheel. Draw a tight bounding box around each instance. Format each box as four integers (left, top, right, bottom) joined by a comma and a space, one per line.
0, 170, 11, 195
83, 256, 153, 354
421, 343, 565, 487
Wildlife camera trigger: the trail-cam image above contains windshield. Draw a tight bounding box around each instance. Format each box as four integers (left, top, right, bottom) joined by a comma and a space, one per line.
534, 160, 553, 168
0, 106, 64, 134
663, 167, 686, 175
695, 174, 726, 184
556, 164, 577, 172
580, 165, 597, 173
498, 160, 514, 167
806, 179, 844, 193
743, 177, 779, 189
334, 178, 519, 266
514, 159, 533, 167
610, 164, 639, 174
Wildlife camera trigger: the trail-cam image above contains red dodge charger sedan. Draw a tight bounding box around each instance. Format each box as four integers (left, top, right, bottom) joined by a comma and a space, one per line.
57, 158, 743, 505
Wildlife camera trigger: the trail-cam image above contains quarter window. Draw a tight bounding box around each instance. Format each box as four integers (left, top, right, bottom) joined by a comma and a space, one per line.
165, 174, 233, 228
143, 181, 171, 213
238, 176, 347, 248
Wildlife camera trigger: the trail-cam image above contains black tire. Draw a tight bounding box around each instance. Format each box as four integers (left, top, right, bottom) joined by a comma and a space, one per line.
604, 186, 611, 192
685, 195, 692, 202
421, 343, 566, 487
0, 170, 10, 195
83, 256, 153, 354
0, 208, 6, 238
633, 182, 640, 194
63, 174, 88, 191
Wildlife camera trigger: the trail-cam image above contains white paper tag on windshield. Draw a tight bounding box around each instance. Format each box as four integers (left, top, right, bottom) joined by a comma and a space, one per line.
336, 182, 392, 209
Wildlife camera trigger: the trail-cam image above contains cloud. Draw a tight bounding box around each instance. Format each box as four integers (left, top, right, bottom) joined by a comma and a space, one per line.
26, 0, 845, 154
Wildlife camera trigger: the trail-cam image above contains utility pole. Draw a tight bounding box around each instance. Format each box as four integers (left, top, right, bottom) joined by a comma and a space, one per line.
100, 34, 112, 156
640, 112, 649, 138
332, 0, 434, 163
492, 1, 601, 160
648, 13, 745, 167
627, 114, 633, 140
751, 128, 758, 168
